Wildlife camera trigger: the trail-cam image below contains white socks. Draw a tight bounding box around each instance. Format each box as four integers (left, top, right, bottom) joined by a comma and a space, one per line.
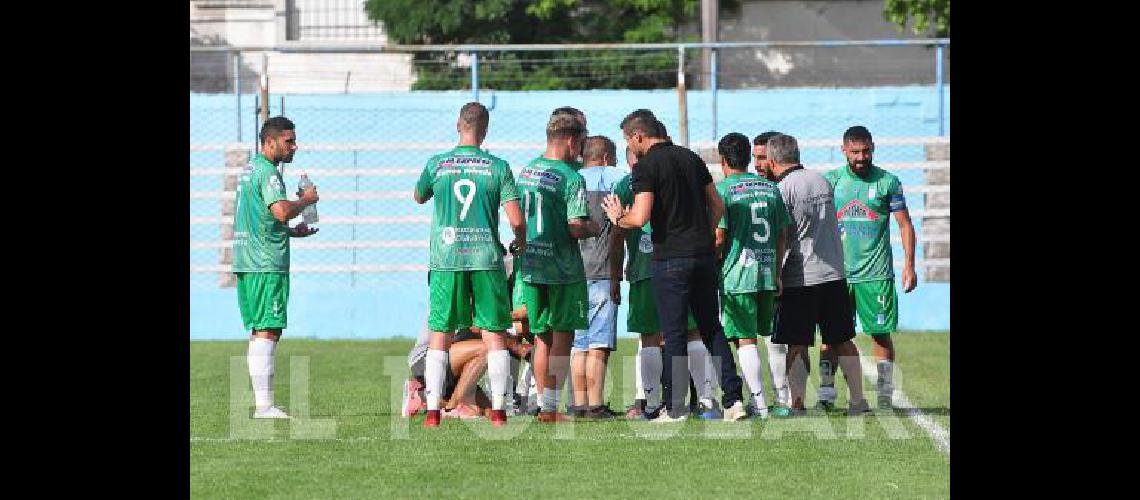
687, 340, 714, 405
247, 338, 277, 410
737, 344, 768, 411
424, 349, 447, 411
634, 346, 646, 400
640, 346, 663, 409
487, 349, 511, 411
766, 341, 789, 406
877, 359, 894, 402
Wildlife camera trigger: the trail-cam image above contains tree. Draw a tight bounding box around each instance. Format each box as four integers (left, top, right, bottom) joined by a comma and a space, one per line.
883, 0, 949, 37
364, 0, 709, 90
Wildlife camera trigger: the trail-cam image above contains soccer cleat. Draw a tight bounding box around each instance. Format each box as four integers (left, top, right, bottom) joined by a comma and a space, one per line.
848, 399, 873, 417
537, 411, 573, 423
640, 404, 665, 421
423, 409, 441, 428
696, 400, 723, 420
877, 392, 893, 410
768, 404, 794, 418
442, 404, 481, 420
650, 411, 688, 423
722, 401, 748, 422
402, 379, 425, 418
490, 409, 507, 427
253, 406, 290, 419
581, 405, 617, 420
747, 404, 770, 420
625, 399, 647, 420
817, 385, 838, 411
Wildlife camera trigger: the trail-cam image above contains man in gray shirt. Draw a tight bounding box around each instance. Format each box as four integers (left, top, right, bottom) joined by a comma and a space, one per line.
569, 135, 625, 419
767, 134, 871, 416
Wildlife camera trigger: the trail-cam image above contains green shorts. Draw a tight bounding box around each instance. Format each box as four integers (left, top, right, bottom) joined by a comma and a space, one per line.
627, 279, 697, 335
236, 272, 289, 331
721, 291, 776, 340
428, 270, 511, 333
849, 279, 898, 335
627, 279, 658, 334
521, 280, 588, 334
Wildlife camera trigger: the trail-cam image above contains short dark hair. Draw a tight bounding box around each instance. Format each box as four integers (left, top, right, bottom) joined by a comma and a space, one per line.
552, 106, 584, 119
583, 136, 616, 163
753, 131, 781, 146
718, 133, 751, 171
620, 109, 664, 138
459, 102, 489, 133
260, 116, 295, 144
843, 125, 873, 144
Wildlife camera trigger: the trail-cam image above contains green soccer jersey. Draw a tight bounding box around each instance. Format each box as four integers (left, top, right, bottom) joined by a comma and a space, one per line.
232, 153, 290, 273
516, 157, 590, 284
613, 174, 653, 283
716, 172, 790, 293
824, 164, 907, 283
415, 145, 519, 271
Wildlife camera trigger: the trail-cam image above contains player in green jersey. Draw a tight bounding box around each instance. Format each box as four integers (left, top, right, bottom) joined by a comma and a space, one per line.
517, 108, 600, 423
714, 133, 794, 419
817, 126, 917, 410
414, 102, 527, 428
233, 116, 320, 419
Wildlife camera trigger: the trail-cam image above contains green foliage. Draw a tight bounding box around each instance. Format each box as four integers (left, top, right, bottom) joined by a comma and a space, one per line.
364, 0, 710, 90
883, 0, 949, 37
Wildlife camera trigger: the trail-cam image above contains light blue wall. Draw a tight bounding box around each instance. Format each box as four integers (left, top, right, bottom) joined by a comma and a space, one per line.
190, 86, 949, 339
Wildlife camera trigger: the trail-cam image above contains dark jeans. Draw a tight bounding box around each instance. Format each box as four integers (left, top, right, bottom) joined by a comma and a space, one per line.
650, 253, 744, 417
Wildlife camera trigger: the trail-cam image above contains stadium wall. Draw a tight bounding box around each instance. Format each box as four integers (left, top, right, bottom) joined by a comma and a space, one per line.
190, 86, 949, 339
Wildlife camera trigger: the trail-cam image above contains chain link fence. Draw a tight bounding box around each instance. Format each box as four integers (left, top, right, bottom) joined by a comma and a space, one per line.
190, 42, 950, 336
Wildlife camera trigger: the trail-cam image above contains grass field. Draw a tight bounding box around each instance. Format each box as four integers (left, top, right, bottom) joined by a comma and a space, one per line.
190, 332, 949, 498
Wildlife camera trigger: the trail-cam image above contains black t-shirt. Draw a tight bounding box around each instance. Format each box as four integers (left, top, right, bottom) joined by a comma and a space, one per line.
630, 141, 715, 260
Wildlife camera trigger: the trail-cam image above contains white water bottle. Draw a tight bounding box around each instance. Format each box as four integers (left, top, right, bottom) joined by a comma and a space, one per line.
297, 171, 319, 225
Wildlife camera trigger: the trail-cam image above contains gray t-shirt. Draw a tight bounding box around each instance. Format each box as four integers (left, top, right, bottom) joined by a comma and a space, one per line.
577, 165, 624, 280
777, 167, 846, 287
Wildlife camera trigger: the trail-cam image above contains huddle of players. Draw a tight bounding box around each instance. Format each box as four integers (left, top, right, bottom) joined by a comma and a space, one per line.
414, 102, 914, 427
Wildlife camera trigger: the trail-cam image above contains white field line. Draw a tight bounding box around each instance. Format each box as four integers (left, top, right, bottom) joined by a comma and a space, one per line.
860, 356, 950, 457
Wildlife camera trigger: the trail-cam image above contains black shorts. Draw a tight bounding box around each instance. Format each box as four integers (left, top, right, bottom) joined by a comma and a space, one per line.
772, 279, 856, 346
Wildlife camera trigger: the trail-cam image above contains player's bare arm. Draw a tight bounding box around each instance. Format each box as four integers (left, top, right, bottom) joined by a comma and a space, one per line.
775, 226, 789, 296
269, 185, 319, 223
704, 182, 725, 236
567, 217, 600, 240
715, 228, 727, 257
894, 208, 918, 293
503, 199, 526, 254
608, 225, 625, 305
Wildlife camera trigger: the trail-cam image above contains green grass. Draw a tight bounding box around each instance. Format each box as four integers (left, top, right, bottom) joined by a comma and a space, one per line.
191, 332, 950, 498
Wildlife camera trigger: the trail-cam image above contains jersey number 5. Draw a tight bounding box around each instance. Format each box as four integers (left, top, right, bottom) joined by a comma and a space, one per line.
750, 201, 771, 243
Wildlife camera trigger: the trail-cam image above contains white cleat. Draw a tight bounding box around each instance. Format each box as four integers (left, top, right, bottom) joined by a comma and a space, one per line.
253, 406, 291, 419
723, 401, 748, 422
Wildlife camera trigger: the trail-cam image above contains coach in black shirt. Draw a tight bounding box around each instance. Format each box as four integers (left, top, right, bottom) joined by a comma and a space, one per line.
602, 111, 746, 420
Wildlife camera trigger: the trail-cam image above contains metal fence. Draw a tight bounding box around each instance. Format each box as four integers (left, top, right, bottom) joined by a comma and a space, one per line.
190, 41, 950, 297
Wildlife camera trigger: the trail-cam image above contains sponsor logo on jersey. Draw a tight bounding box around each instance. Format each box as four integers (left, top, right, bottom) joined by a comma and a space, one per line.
269, 174, 282, 191
837, 199, 879, 222
441, 227, 456, 245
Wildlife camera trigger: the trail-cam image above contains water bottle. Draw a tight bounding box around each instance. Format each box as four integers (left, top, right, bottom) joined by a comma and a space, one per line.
297, 171, 319, 225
